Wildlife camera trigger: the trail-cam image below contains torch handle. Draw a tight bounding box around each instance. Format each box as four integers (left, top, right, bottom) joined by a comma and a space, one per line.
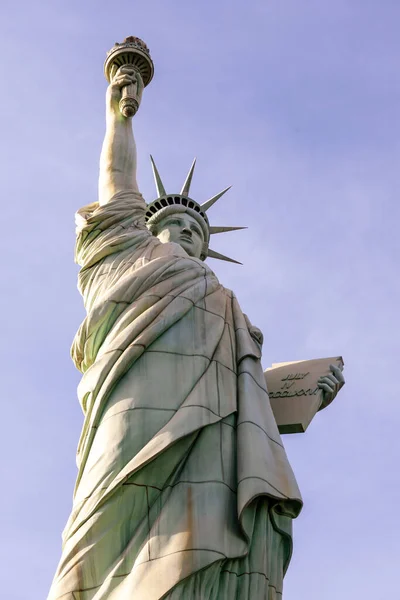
119, 83, 139, 118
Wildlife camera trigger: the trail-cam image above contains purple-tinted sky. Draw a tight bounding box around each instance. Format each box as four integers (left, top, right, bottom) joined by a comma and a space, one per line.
1, 1, 399, 598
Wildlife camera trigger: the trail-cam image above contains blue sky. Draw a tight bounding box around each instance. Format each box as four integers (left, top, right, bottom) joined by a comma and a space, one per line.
1, 1, 399, 598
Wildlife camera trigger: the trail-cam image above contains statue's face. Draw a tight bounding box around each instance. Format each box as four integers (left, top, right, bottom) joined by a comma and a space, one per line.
156, 212, 205, 258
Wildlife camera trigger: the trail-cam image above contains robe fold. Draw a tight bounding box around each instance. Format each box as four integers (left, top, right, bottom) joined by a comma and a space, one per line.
48, 191, 302, 600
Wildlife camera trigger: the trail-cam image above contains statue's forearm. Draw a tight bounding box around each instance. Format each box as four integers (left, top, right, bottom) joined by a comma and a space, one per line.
98, 115, 139, 206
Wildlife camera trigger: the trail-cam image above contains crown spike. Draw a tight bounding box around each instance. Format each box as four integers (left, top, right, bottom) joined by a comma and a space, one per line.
201, 186, 231, 212
209, 226, 247, 235
180, 158, 196, 196
207, 248, 242, 265
150, 155, 166, 197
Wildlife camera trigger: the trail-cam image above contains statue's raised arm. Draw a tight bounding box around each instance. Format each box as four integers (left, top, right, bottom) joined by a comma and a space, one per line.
98, 67, 144, 205
99, 36, 154, 205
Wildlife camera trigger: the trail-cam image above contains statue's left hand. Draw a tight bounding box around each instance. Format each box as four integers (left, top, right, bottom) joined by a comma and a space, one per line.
243, 313, 264, 349
249, 325, 264, 348
317, 364, 345, 404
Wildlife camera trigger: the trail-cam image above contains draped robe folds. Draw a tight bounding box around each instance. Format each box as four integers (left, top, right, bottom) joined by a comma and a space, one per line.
48, 191, 302, 600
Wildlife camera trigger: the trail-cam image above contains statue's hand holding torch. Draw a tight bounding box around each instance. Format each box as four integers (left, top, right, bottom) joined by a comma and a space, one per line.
104, 36, 154, 120
106, 66, 144, 120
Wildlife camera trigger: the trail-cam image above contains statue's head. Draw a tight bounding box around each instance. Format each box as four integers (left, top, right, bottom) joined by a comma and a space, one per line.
145, 157, 245, 265
147, 208, 206, 259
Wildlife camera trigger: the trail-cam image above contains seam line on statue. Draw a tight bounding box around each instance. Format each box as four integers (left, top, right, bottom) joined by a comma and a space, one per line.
204, 271, 208, 307
238, 476, 290, 499
179, 404, 222, 418
146, 350, 236, 374
86, 476, 238, 503
123, 479, 236, 493
161, 289, 233, 321
207, 294, 227, 374
164, 295, 230, 322
220, 569, 271, 582
216, 363, 225, 482
87, 260, 137, 275
220, 572, 281, 593
220, 419, 225, 483
91, 287, 215, 307
164, 281, 214, 303
69, 584, 101, 593
194, 303, 226, 319
99, 406, 177, 426
238, 370, 268, 393
89, 261, 192, 294
146, 349, 217, 360
144, 267, 207, 293
122, 482, 162, 491
165, 479, 236, 493
73, 548, 228, 590
227, 320, 236, 369
216, 358, 236, 374
66, 552, 228, 589
164, 293, 196, 305
221, 418, 236, 429
216, 362, 221, 416
87, 254, 151, 273
70, 548, 227, 592
90, 282, 212, 308
145, 486, 151, 561
99, 343, 147, 357
140, 548, 227, 564
199, 306, 234, 322
238, 421, 283, 448
235, 325, 252, 333
151, 268, 218, 299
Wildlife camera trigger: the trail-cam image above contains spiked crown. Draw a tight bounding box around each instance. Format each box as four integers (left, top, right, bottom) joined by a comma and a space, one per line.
145, 157, 245, 264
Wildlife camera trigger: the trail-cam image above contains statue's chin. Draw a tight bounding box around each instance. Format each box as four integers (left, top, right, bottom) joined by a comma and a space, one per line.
178, 240, 198, 258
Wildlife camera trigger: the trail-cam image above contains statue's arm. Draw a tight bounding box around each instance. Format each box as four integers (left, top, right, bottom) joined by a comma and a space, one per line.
99, 67, 144, 206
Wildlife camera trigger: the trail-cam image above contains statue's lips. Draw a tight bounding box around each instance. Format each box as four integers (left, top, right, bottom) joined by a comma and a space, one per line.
179, 235, 193, 243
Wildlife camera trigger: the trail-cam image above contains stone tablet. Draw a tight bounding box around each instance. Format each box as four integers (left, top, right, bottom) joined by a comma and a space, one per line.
265, 356, 344, 434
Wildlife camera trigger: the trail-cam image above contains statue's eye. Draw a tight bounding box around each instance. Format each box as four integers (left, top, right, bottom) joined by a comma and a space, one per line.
190, 225, 201, 236
167, 219, 181, 227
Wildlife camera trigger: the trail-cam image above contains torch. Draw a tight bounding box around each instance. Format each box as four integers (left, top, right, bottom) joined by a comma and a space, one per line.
104, 36, 154, 118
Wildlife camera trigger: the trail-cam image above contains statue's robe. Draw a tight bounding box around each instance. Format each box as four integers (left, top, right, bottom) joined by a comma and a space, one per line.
48, 191, 302, 600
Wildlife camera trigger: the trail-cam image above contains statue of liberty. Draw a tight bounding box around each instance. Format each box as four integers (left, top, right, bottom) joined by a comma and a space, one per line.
48, 37, 343, 600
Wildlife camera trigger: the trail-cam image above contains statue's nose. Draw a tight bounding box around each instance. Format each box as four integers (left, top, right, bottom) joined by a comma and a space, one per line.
181, 227, 192, 237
